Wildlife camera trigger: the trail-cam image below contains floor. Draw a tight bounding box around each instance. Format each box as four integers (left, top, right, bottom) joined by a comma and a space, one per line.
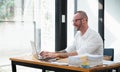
0, 65, 56, 72
0, 65, 42, 72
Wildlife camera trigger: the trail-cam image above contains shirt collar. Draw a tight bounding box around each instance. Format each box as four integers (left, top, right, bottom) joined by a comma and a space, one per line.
81, 27, 90, 39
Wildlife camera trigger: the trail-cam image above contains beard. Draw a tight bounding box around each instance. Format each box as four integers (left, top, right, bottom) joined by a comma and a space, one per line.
75, 24, 82, 31
75, 26, 80, 31
74, 21, 82, 31
74, 27, 78, 31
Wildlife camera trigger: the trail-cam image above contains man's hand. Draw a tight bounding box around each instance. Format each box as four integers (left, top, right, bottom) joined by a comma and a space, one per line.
40, 51, 78, 59
40, 51, 58, 58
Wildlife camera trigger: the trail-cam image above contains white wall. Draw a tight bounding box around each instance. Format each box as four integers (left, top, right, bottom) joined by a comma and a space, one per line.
77, 0, 98, 32
105, 0, 120, 61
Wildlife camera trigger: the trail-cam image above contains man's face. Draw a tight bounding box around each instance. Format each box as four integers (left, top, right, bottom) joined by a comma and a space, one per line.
73, 13, 83, 30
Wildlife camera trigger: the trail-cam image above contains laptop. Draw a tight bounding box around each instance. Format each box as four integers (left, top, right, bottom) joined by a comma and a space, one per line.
30, 41, 57, 62
30, 41, 42, 59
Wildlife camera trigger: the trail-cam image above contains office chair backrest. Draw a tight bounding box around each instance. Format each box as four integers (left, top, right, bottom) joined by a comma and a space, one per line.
104, 48, 114, 61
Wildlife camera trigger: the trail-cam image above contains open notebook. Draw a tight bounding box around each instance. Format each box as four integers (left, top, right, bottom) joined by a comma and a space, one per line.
30, 41, 57, 62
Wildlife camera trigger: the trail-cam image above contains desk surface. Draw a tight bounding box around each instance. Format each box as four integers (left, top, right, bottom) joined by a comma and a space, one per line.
10, 55, 120, 72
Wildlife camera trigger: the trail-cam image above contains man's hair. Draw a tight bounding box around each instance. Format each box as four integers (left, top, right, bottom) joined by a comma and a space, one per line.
75, 11, 88, 21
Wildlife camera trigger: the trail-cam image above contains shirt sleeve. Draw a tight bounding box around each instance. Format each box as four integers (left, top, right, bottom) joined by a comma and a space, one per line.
65, 40, 76, 52
65, 32, 79, 53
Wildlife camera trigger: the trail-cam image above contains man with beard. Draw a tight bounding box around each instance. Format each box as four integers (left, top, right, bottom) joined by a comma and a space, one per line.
40, 11, 103, 59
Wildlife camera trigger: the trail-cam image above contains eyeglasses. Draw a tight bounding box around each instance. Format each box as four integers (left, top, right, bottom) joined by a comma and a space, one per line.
73, 18, 83, 22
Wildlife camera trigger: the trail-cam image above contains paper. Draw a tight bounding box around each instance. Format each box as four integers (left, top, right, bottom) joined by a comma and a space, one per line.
51, 62, 68, 65
103, 60, 118, 65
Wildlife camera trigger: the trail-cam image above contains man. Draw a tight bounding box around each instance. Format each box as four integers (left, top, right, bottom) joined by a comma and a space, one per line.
40, 10, 103, 58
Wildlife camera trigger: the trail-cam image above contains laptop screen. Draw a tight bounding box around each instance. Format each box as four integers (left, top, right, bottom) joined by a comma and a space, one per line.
30, 41, 40, 59
30, 41, 57, 62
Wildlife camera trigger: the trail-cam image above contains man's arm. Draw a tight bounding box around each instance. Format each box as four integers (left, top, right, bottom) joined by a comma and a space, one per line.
56, 51, 78, 58
40, 50, 78, 58
56, 49, 67, 53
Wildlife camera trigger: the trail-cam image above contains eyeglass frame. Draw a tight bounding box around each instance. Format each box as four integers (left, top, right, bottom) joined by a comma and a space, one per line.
73, 18, 83, 22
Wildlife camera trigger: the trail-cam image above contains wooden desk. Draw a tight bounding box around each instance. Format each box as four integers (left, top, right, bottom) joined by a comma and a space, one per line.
10, 55, 120, 72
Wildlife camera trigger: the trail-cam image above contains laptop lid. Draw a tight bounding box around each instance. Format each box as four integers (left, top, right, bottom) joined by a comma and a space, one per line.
30, 41, 57, 62
30, 41, 40, 59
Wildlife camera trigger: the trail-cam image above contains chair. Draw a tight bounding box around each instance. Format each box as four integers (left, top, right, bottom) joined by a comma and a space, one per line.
103, 48, 114, 72
104, 48, 114, 61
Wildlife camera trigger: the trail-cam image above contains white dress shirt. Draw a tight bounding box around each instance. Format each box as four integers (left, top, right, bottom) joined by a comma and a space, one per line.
65, 28, 103, 55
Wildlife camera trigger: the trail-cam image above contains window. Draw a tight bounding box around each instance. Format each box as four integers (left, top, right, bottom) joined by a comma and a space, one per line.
0, 0, 34, 66
77, 0, 98, 31
67, 0, 99, 47
35, 0, 55, 52
0, 0, 14, 21
0, 0, 55, 66
67, 0, 74, 47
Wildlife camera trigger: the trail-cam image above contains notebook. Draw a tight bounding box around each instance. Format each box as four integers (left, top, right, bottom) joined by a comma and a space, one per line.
30, 41, 57, 62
